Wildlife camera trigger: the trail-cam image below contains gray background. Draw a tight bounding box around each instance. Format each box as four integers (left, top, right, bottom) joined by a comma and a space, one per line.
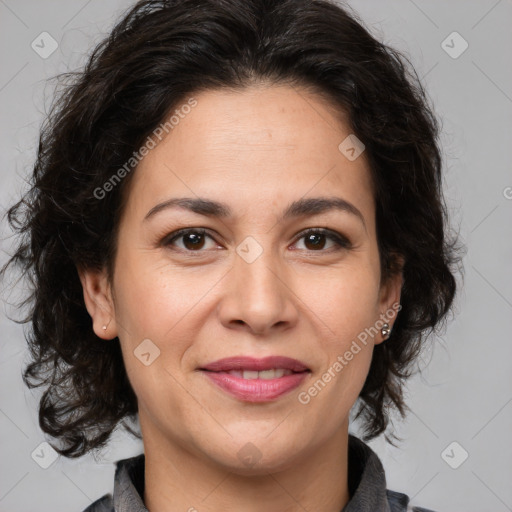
1, 1, 511, 511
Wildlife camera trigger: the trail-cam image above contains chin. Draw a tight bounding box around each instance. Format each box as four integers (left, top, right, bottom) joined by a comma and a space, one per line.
204, 437, 303, 476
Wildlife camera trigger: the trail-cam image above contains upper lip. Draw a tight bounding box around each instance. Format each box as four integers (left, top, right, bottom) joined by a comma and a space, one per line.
200, 356, 310, 372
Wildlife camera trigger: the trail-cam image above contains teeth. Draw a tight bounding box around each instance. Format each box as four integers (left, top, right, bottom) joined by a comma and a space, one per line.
226, 369, 293, 379
258, 369, 283, 380
243, 370, 259, 380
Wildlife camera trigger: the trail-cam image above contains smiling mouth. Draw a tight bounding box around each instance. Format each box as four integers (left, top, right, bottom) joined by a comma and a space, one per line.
201, 368, 309, 379
199, 355, 310, 373
199, 368, 311, 402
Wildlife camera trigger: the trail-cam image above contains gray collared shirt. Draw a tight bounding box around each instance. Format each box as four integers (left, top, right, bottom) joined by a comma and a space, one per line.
82, 435, 437, 512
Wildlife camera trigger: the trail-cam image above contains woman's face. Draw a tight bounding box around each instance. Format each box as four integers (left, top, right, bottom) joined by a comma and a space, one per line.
81, 83, 401, 473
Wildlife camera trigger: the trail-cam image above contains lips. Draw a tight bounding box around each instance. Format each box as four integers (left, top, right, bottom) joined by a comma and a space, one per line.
199, 355, 310, 373
198, 356, 310, 402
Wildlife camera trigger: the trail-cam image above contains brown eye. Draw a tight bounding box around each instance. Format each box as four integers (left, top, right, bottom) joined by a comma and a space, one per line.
163, 228, 217, 252
304, 232, 327, 250
294, 229, 352, 252
181, 231, 206, 250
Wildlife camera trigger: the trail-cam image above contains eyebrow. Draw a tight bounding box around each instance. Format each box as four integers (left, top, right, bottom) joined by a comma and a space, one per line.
144, 196, 366, 228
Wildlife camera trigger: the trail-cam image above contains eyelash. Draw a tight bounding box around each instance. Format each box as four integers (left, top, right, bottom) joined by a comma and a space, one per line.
161, 227, 352, 254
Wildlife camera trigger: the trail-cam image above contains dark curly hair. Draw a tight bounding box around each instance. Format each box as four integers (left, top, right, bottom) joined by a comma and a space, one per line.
0, 0, 460, 458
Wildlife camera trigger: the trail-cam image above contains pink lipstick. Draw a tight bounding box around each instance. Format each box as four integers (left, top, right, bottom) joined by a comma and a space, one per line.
199, 356, 310, 402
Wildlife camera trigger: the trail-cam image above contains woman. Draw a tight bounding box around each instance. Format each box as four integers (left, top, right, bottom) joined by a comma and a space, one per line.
1, 0, 459, 510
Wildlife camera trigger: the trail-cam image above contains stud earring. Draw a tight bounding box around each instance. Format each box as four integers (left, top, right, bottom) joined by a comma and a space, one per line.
381, 322, 391, 339
102, 319, 111, 331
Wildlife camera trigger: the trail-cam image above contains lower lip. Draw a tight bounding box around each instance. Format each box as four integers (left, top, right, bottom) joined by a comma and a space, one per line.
201, 371, 309, 402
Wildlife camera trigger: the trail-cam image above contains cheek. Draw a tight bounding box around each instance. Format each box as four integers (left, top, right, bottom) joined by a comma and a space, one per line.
297, 279, 378, 433
113, 250, 210, 339
294, 260, 381, 341
319, 278, 378, 385
111, 255, 222, 406
294, 261, 380, 398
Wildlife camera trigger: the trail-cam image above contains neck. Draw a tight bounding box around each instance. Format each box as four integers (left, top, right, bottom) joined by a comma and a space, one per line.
142, 418, 350, 512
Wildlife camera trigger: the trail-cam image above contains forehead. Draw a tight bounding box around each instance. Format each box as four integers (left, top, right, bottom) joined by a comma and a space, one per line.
124, 84, 374, 222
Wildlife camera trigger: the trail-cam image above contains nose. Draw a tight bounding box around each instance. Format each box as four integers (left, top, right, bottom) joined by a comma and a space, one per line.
217, 248, 299, 336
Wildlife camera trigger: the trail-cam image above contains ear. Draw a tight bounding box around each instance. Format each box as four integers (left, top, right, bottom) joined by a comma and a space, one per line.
77, 265, 118, 340
375, 256, 404, 345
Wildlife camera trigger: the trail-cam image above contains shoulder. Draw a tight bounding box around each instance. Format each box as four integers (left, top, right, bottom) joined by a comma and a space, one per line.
346, 435, 438, 512
387, 489, 438, 512
80, 453, 145, 512
81, 493, 113, 512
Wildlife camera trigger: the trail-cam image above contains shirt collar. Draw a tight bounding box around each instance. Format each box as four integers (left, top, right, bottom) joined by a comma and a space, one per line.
342, 434, 392, 511
113, 451, 146, 512
112, 435, 396, 512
